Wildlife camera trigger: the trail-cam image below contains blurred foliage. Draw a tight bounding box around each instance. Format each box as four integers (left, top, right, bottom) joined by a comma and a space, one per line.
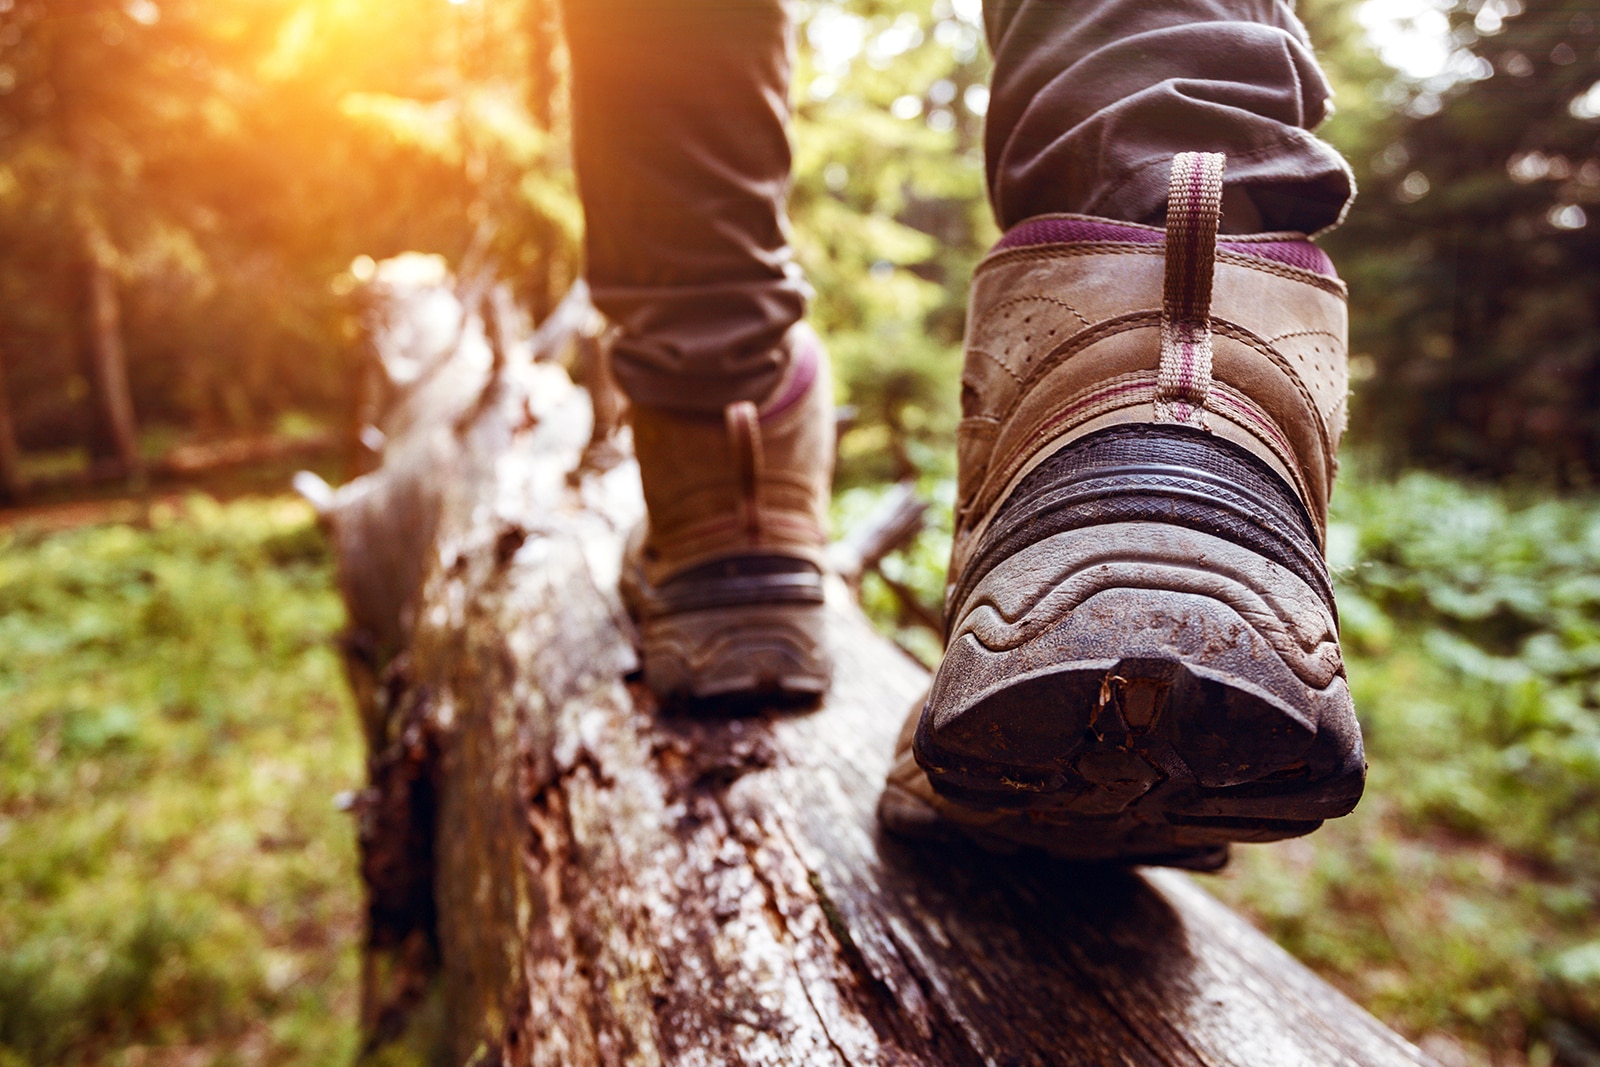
0, 498, 362, 1065
833, 471, 955, 665
790, 0, 992, 489
1210, 469, 1600, 1066
0, 0, 578, 450
7, 476, 1599, 1064
794, 0, 1600, 483
4, 0, 1600, 1064
4, 0, 1597, 478
1328, 472, 1600, 895
1328, 0, 1600, 481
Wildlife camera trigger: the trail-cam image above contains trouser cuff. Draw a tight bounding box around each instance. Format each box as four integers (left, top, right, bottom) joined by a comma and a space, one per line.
602, 277, 809, 413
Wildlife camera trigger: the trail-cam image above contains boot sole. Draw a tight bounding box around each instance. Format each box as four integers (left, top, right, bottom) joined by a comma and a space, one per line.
637, 601, 831, 703
914, 521, 1364, 863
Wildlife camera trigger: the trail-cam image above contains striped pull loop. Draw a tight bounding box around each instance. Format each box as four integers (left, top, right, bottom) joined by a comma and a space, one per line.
725, 400, 764, 541
1154, 152, 1227, 429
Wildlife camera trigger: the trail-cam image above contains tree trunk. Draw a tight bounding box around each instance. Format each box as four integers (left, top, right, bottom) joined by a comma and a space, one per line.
0, 342, 25, 503
523, 0, 561, 323
78, 222, 143, 481
314, 263, 1439, 1067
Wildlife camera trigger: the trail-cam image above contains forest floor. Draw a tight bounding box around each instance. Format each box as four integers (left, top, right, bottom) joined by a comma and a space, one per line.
0, 495, 365, 1066
3, 471, 1600, 1066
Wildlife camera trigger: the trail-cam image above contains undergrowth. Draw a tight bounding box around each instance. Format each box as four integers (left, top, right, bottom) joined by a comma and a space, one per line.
5, 472, 1600, 1065
1215, 472, 1600, 1067
0, 496, 362, 1066
841, 469, 1600, 1067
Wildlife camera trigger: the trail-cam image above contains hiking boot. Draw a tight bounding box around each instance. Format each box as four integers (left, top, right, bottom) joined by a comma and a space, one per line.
879, 153, 1365, 868
620, 323, 835, 702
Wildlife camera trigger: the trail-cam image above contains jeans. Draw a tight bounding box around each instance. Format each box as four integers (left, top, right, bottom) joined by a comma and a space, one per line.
560, 0, 1353, 412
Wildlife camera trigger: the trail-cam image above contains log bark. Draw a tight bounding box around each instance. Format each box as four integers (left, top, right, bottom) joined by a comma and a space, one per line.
319, 264, 1439, 1067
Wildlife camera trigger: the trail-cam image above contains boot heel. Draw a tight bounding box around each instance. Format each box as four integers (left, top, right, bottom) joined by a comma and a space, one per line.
916, 521, 1364, 858
639, 601, 831, 701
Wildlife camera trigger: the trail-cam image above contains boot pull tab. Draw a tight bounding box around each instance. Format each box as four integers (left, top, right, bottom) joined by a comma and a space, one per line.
725, 400, 764, 541
1155, 151, 1226, 429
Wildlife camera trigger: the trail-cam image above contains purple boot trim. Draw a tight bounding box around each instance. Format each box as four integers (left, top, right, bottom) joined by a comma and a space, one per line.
995, 216, 1336, 278
759, 330, 820, 420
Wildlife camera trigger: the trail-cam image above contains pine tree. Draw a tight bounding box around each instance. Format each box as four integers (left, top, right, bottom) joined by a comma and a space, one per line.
1337, 0, 1600, 479
0, 0, 579, 464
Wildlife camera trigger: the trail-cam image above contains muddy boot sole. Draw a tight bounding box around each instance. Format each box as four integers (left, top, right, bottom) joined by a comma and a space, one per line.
912, 427, 1365, 865
636, 600, 831, 702
622, 553, 832, 704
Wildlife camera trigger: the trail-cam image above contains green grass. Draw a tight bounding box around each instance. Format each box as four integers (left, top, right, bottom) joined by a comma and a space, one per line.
0, 496, 363, 1066
1211, 472, 1600, 1066
6, 473, 1600, 1066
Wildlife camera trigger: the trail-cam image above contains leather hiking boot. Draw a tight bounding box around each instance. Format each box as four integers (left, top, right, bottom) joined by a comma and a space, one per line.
620, 323, 835, 703
879, 153, 1365, 869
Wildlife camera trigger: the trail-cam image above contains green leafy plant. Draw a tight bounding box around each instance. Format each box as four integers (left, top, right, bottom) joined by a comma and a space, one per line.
0, 497, 363, 1065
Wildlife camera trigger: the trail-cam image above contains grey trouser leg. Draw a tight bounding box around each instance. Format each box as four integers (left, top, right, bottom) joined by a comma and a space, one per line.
984, 0, 1353, 233
563, 0, 1353, 412
562, 0, 804, 412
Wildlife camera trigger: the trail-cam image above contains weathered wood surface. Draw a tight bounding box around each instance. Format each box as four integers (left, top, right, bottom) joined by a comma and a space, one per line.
318, 263, 1439, 1067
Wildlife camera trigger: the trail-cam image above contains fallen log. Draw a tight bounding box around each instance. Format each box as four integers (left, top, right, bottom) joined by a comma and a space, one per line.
313, 261, 1438, 1067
